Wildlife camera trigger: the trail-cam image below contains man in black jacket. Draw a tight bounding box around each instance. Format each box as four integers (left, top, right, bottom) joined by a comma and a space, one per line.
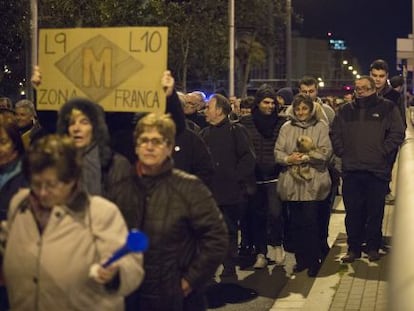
369, 59, 406, 204
330, 76, 405, 263
200, 94, 256, 279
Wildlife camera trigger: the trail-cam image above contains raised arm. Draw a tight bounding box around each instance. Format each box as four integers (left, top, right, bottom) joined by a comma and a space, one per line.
162, 70, 186, 135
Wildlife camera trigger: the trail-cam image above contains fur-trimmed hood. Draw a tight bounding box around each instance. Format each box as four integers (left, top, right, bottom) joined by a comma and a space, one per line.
56, 98, 113, 169
285, 100, 328, 128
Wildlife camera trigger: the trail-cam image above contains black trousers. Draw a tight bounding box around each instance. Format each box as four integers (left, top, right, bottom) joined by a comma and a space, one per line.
342, 171, 388, 253
284, 201, 321, 268
220, 204, 244, 271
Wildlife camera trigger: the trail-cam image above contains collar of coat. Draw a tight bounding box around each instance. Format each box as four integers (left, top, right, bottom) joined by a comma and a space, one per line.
353, 93, 379, 109
18, 184, 90, 216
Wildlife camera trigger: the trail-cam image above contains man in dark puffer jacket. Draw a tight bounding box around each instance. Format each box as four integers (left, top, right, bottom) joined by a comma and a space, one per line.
330, 75, 405, 263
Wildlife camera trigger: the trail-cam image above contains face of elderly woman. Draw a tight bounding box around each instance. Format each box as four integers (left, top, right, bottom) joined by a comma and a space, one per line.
31, 167, 76, 208
135, 127, 172, 173
68, 110, 93, 149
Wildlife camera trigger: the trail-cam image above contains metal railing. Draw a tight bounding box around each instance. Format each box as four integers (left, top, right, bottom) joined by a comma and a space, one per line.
389, 107, 414, 310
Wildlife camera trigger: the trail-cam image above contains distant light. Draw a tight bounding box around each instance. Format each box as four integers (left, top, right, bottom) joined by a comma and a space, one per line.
318, 81, 325, 88
317, 77, 323, 81
342, 60, 348, 65
352, 70, 358, 75
356, 74, 361, 79
20, 90, 25, 96
344, 86, 352, 91
327, 32, 332, 37
348, 66, 353, 71
329, 39, 347, 50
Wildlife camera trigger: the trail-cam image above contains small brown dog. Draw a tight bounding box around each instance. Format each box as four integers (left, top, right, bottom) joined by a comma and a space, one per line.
288, 135, 315, 182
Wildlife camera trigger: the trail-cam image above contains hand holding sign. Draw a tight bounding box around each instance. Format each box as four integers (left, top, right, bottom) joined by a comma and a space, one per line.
161, 70, 175, 97
31, 66, 42, 88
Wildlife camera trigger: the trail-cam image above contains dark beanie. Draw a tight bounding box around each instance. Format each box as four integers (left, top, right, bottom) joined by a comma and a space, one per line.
254, 84, 276, 106
390, 75, 404, 88
276, 87, 294, 105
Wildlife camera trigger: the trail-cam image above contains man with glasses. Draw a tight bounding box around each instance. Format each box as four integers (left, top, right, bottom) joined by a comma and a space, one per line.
330, 76, 405, 263
183, 92, 208, 129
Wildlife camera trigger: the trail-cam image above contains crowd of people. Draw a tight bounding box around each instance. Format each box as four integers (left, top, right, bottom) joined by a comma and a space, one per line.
0, 58, 407, 310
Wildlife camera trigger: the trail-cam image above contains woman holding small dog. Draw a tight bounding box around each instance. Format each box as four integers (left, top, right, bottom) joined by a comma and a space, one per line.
274, 94, 332, 277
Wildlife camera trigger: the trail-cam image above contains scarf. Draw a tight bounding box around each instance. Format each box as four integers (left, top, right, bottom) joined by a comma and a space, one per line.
0, 156, 20, 189
82, 143, 102, 195
355, 93, 378, 108
252, 108, 279, 138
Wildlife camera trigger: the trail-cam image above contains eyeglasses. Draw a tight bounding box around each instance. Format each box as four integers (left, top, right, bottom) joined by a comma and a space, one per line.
31, 180, 62, 192
136, 137, 168, 147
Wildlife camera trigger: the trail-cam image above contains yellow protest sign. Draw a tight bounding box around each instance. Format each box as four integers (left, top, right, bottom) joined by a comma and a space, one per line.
37, 27, 168, 113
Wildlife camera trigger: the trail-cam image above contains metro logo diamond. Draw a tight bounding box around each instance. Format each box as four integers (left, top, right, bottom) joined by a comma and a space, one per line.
55, 35, 144, 103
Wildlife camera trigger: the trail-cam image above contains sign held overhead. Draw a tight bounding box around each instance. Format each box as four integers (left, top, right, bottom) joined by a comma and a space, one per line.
38, 27, 168, 113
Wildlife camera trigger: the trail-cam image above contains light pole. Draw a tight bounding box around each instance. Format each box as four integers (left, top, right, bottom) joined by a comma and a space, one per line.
286, 0, 292, 87
29, 0, 38, 101
229, 0, 235, 97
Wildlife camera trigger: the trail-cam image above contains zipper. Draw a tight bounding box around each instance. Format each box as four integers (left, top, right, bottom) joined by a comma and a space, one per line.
34, 236, 42, 311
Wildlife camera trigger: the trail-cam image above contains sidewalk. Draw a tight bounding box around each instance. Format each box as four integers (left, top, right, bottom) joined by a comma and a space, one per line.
270, 197, 393, 311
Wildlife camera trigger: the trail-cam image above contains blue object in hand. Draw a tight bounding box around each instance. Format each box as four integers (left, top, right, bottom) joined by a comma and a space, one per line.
102, 230, 149, 268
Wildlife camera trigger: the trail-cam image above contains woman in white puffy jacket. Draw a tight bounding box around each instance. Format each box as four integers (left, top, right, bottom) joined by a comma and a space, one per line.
3, 135, 144, 311
274, 94, 332, 278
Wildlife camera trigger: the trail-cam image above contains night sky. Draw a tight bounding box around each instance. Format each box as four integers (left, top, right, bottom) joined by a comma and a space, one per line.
293, 0, 412, 76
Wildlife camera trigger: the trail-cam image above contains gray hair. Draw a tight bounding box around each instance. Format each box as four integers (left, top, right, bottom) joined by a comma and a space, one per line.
355, 75, 376, 90
15, 99, 37, 117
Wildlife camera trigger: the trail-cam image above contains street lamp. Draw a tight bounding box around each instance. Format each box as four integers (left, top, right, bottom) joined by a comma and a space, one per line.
30, 0, 38, 101
318, 77, 324, 88
286, 0, 292, 87
229, 0, 235, 97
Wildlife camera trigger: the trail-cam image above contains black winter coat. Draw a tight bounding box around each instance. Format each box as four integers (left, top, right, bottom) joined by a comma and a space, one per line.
330, 94, 405, 181
0, 159, 27, 221
108, 160, 228, 311
239, 114, 283, 180
173, 128, 214, 189
200, 118, 256, 205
